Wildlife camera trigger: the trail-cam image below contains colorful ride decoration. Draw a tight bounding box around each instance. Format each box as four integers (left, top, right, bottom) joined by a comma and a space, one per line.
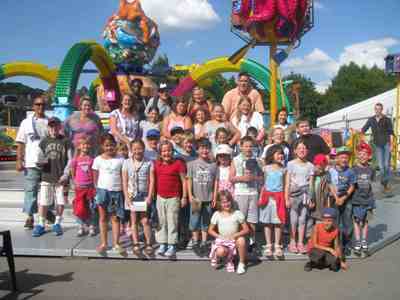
230, 0, 314, 126
53, 41, 120, 120
103, 0, 160, 72
231, 0, 310, 43
172, 57, 292, 112
0, 62, 58, 85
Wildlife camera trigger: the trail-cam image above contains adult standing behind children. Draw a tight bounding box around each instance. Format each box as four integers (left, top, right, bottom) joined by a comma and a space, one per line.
222, 72, 265, 120
361, 102, 394, 193
64, 96, 104, 156
16, 95, 49, 230
145, 83, 172, 119
162, 98, 192, 139
109, 93, 140, 147
291, 118, 330, 163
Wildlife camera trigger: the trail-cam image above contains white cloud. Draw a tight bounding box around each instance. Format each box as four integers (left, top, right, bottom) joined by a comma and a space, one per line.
284, 48, 339, 77
282, 38, 400, 92
184, 40, 194, 48
141, 0, 220, 31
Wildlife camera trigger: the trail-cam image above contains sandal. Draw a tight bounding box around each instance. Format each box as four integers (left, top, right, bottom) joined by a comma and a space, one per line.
226, 261, 235, 273
210, 258, 218, 268
288, 241, 298, 253
113, 244, 127, 256
144, 244, 154, 256
96, 244, 107, 255
264, 244, 273, 257
273, 244, 284, 257
297, 243, 307, 254
132, 244, 142, 256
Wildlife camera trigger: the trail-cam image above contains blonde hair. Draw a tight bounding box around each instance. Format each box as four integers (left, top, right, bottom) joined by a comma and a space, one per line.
76, 136, 92, 156
234, 96, 253, 126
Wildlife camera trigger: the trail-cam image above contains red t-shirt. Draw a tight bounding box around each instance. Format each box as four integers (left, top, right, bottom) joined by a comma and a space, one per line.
154, 159, 186, 198
308, 223, 339, 252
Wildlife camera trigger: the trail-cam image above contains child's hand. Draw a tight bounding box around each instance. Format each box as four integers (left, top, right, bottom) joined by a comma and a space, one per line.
336, 197, 345, 206
211, 199, 216, 208
58, 175, 69, 185
181, 197, 187, 208
285, 200, 291, 209
309, 201, 315, 209
145, 197, 152, 205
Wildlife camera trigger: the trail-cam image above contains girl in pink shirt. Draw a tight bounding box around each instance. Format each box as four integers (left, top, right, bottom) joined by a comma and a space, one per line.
71, 137, 97, 237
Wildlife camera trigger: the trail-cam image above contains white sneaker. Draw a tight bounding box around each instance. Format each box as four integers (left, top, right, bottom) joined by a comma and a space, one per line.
89, 226, 96, 237
236, 262, 246, 275
76, 226, 85, 237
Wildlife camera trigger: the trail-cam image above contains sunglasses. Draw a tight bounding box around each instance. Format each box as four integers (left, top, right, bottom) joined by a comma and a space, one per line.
34, 103, 45, 106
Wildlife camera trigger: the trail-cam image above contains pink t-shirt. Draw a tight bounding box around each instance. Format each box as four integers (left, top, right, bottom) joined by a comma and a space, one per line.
71, 156, 94, 188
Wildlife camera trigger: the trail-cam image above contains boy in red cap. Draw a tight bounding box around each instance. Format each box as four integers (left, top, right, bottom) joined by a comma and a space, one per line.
310, 154, 331, 221
352, 142, 375, 255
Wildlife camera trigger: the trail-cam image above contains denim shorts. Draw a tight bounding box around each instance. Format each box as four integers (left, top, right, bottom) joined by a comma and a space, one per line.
95, 188, 125, 218
189, 201, 212, 231
352, 205, 371, 223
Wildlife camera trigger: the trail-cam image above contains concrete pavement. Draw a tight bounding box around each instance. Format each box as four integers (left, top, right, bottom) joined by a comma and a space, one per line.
0, 240, 400, 300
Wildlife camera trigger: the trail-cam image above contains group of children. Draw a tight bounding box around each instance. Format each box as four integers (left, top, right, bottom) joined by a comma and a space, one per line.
31, 114, 377, 275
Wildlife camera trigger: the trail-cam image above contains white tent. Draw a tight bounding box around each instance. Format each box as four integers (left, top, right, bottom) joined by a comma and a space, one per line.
317, 88, 396, 130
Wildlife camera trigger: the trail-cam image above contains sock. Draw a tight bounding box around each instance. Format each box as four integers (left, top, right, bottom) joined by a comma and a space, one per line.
55, 216, 62, 225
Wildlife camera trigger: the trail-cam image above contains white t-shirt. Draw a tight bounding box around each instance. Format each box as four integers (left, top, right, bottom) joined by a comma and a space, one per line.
210, 210, 245, 238
15, 116, 48, 168
231, 111, 264, 137
92, 156, 124, 191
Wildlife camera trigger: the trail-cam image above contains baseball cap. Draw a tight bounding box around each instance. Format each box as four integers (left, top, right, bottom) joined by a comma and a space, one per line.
357, 142, 372, 157
159, 83, 170, 91
322, 207, 337, 219
313, 154, 328, 167
170, 126, 184, 136
48, 117, 61, 126
215, 144, 233, 156
146, 129, 160, 139
336, 146, 351, 156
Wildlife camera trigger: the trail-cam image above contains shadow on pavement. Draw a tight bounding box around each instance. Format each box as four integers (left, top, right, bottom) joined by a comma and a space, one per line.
0, 269, 74, 300
368, 223, 388, 244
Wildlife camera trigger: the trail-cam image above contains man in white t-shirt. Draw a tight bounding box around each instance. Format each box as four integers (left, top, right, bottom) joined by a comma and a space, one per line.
15, 95, 49, 229
221, 72, 265, 120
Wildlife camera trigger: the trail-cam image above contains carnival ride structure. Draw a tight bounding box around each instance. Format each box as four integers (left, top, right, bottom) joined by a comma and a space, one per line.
0, 0, 296, 122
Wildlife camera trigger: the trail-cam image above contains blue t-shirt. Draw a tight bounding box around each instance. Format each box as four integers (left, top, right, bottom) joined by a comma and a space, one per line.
263, 165, 284, 192
328, 166, 356, 195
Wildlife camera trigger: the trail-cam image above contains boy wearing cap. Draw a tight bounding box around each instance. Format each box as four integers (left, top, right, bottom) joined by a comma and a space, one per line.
187, 138, 217, 255
32, 117, 72, 237
144, 129, 160, 161
327, 146, 356, 254
352, 142, 375, 255
310, 154, 331, 221
145, 83, 172, 119
305, 208, 347, 272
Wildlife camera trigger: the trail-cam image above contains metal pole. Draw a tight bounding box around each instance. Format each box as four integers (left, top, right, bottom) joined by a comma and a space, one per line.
269, 43, 278, 126
393, 77, 400, 171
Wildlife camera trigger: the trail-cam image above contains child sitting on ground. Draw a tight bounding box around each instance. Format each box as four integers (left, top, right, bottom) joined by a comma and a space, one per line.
305, 207, 348, 272
208, 191, 250, 275
33, 117, 72, 237
352, 142, 375, 255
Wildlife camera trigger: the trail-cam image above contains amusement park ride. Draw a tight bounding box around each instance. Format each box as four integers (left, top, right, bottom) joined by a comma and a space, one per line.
0, 0, 314, 125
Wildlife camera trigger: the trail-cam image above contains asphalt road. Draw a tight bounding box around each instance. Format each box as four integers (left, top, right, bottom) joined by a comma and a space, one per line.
0, 240, 399, 300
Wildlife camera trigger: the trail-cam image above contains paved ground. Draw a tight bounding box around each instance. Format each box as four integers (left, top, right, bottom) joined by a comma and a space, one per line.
0, 240, 400, 300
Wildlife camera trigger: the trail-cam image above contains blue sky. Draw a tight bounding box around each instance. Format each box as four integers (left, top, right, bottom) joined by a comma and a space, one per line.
1, 0, 400, 93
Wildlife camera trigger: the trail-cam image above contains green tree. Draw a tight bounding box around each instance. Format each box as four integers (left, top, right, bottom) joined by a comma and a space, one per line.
323, 62, 397, 112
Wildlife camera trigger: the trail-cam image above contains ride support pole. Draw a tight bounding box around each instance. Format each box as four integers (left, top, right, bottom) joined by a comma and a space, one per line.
393, 76, 400, 171
269, 43, 278, 126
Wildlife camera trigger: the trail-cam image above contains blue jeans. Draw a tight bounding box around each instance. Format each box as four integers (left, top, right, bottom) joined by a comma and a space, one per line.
23, 168, 41, 216
190, 202, 212, 231
375, 143, 391, 186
